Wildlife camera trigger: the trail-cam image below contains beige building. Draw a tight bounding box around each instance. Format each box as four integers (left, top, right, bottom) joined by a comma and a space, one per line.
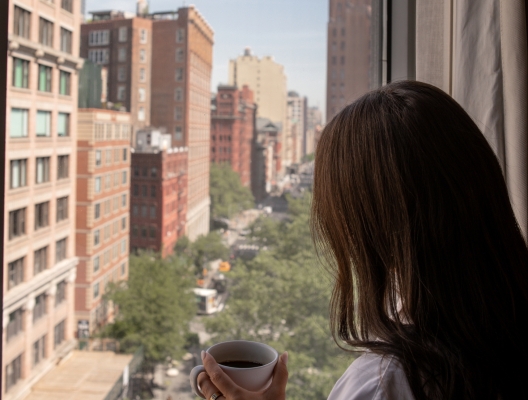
75, 109, 131, 335
3, 0, 83, 397
228, 48, 288, 173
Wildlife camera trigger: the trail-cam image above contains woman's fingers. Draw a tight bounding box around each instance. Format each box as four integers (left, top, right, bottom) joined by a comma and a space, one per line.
265, 352, 289, 397
197, 372, 225, 400
202, 352, 241, 397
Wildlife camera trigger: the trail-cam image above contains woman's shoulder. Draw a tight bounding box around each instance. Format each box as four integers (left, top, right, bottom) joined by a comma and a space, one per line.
327, 352, 414, 400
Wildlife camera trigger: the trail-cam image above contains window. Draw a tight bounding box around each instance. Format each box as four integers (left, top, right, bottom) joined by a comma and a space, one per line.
119, 26, 127, 42
140, 29, 148, 43
121, 262, 126, 276
151, 185, 156, 197
175, 87, 183, 101
141, 227, 147, 237
59, 71, 71, 95
133, 184, 139, 196
58, 155, 69, 179
141, 205, 148, 217
89, 30, 110, 46
140, 68, 146, 82
121, 239, 127, 254
132, 225, 138, 236
176, 28, 185, 43
138, 107, 145, 121
6, 310, 23, 342
36, 157, 50, 183
118, 66, 127, 82
117, 85, 126, 101
88, 49, 109, 64
56, 238, 67, 263
122, 171, 127, 184
118, 47, 127, 62
151, 167, 158, 177
94, 204, 101, 221
93, 282, 100, 299
36, 110, 51, 136
149, 226, 156, 238
122, 216, 127, 230
33, 335, 46, 366
175, 126, 183, 141
176, 48, 184, 62
105, 174, 112, 190
57, 197, 68, 222
93, 256, 100, 273
12, 58, 29, 88
13, 6, 30, 38
95, 150, 102, 167
95, 177, 101, 193
38, 65, 52, 92
56, 281, 66, 306
10, 159, 27, 189
9, 208, 26, 240
8, 258, 24, 290
132, 205, 138, 216
54, 320, 65, 348
139, 88, 146, 102
10, 108, 28, 138
60, 28, 72, 53
39, 18, 53, 47
123, 148, 128, 161
150, 205, 157, 218
61, 0, 73, 12
35, 201, 50, 230
94, 230, 100, 246
34, 247, 48, 275
58, 112, 70, 136
114, 172, 119, 187
140, 49, 146, 62
142, 185, 148, 197
174, 106, 183, 120
33, 293, 47, 322
175, 68, 183, 81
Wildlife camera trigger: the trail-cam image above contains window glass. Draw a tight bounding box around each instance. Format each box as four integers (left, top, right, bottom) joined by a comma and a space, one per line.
56, 196, 69, 222
95, 177, 101, 193
56, 238, 67, 263
13, 6, 30, 39
60, 28, 72, 54
10, 108, 28, 138
118, 26, 128, 42
34, 201, 50, 230
8, 257, 24, 290
93, 256, 100, 273
10, 159, 27, 189
39, 18, 53, 47
12, 58, 29, 88
58, 113, 70, 136
58, 155, 69, 179
59, 71, 71, 95
34, 247, 48, 275
36, 157, 50, 183
38, 65, 52, 92
118, 47, 127, 62
9, 208, 26, 240
36, 111, 51, 136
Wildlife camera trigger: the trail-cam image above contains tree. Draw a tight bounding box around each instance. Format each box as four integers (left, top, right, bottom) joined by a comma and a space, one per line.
210, 163, 254, 219
174, 232, 229, 275
204, 193, 356, 400
101, 252, 196, 366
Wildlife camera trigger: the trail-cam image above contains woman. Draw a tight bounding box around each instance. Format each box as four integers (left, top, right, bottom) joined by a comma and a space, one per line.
197, 81, 528, 399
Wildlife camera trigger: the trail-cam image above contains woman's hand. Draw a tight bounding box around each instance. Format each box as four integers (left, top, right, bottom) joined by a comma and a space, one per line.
197, 351, 289, 400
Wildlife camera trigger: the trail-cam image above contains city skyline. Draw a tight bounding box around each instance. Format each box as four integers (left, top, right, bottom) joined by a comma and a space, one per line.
85, 0, 328, 121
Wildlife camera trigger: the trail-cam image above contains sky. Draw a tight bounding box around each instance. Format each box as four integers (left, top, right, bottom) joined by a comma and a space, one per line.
86, 0, 329, 119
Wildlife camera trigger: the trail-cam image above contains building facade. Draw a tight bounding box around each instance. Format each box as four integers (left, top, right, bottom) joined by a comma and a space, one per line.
211, 85, 256, 187
130, 129, 188, 257
306, 106, 323, 156
326, 0, 371, 121
252, 118, 281, 202
80, 11, 152, 130
286, 92, 307, 165
228, 48, 288, 174
3, 0, 83, 397
75, 109, 131, 335
148, 7, 213, 240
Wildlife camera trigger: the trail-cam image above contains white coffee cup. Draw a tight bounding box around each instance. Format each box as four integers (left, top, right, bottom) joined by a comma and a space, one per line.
189, 340, 279, 398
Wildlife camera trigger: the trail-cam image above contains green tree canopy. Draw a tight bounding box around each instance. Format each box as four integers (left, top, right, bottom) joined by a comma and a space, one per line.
210, 163, 254, 219
101, 253, 196, 364
204, 193, 355, 400
174, 232, 229, 275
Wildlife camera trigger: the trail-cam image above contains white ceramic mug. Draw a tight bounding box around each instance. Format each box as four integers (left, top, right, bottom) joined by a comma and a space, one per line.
189, 340, 279, 398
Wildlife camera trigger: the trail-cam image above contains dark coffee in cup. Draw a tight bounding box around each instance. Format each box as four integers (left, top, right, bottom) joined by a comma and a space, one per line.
220, 361, 264, 368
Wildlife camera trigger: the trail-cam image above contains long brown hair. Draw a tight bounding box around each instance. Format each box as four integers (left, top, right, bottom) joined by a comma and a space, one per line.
311, 80, 528, 399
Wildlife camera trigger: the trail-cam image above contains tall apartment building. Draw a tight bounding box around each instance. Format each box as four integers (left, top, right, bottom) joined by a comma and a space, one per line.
228, 48, 288, 173
211, 85, 256, 187
252, 118, 282, 202
80, 11, 152, 130
148, 7, 214, 240
130, 129, 188, 257
306, 106, 323, 155
75, 109, 131, 335
326, 0, 371, 121
3, 0, 82, 397
286, 92, 307, 165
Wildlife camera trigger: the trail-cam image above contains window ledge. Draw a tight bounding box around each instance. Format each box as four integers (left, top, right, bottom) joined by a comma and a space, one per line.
10, 86, 31, 94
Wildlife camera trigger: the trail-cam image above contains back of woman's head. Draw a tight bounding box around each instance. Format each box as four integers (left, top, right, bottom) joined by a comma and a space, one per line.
311, 80, 528, 399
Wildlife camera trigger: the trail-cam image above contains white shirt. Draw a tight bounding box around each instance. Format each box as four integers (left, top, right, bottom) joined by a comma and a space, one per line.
328, 353, 415, 400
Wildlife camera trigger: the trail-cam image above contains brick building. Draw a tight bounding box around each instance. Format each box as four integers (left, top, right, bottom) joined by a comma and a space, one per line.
130, 129, 188, 257
75, 109, 131, 335
3, 0, 83, 397
148, 7, 213, 240
80, 11, 152, 129
252, 118, 282, 202
211, 85, 256, 187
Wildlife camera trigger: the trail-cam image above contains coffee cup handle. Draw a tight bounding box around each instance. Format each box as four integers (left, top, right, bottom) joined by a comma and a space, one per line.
190, 365, 206, 399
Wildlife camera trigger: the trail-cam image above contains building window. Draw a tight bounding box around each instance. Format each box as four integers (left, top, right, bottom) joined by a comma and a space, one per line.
88, 49, 109, 64
121, 216, 127, 230
105, 174, 112, 189
118, 47, 127, 62
149, 226, 156, 238
36, 110, 51, 136
121, 239, 127, 254
142, 185, 148, 197
140, 29, 148, 43
141, 205, 147, 217
33, 335, 46, 366
141, 227, 147, 237
5, 354, 22, 392
176, 28, 185, 43
10, 108, 28, 138
123, 148, 128, 161
139, 88, 146, 102
140, 68, 146, 82
93, 282, 100, 299
58, 155, 69, 179
12, 58, 29, 88
175, 68, 183, 81
150, 205, 157, 218
61, 0, 73, 12
132, 225, 138, 236
94, 203, 101, 219
118, 66, 127, 82
93, 255, 100, 273
89, 30, 110, 46
139, 49, 146, 62
33, 293, 47, 323
59, 71, 71, 95
6, 309, 24, 342
57, 196, 68, 222
56, 281, 66, 306
174, 106, 182, 120
10, 159, 27, 189
39, 18, 53, 47
38, 65, 52, 92
117, 85, 126, 101
36, 157, 50, 183
132, 205, 138, 216
8, 258, 24, 290
121, 262, 126, 276
56, 238, 67, 263
151, 185, 156, 197
176, 48, 184, 62
35, 201, 50, 230
122, 170, 127, 184
95, 150, 102, 166
175, 87, 183, 101
58, 112, 70, 136
54, 320, 65, 348
95, 177, 101, 193
121, 195, 127, 209
9, 208, 26, 240
13, 6, 31, 39
34, 246, 48, 275
151, 167, 157, 177
133, 184, 139, 196
94, 230, 100, 246
175, 126, 183, 141
60, 28, 72, 53
118, 26, 127, 42
138, 107, 145, 121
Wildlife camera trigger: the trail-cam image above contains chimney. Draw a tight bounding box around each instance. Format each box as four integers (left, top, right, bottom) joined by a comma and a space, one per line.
137, 0, 148, 16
